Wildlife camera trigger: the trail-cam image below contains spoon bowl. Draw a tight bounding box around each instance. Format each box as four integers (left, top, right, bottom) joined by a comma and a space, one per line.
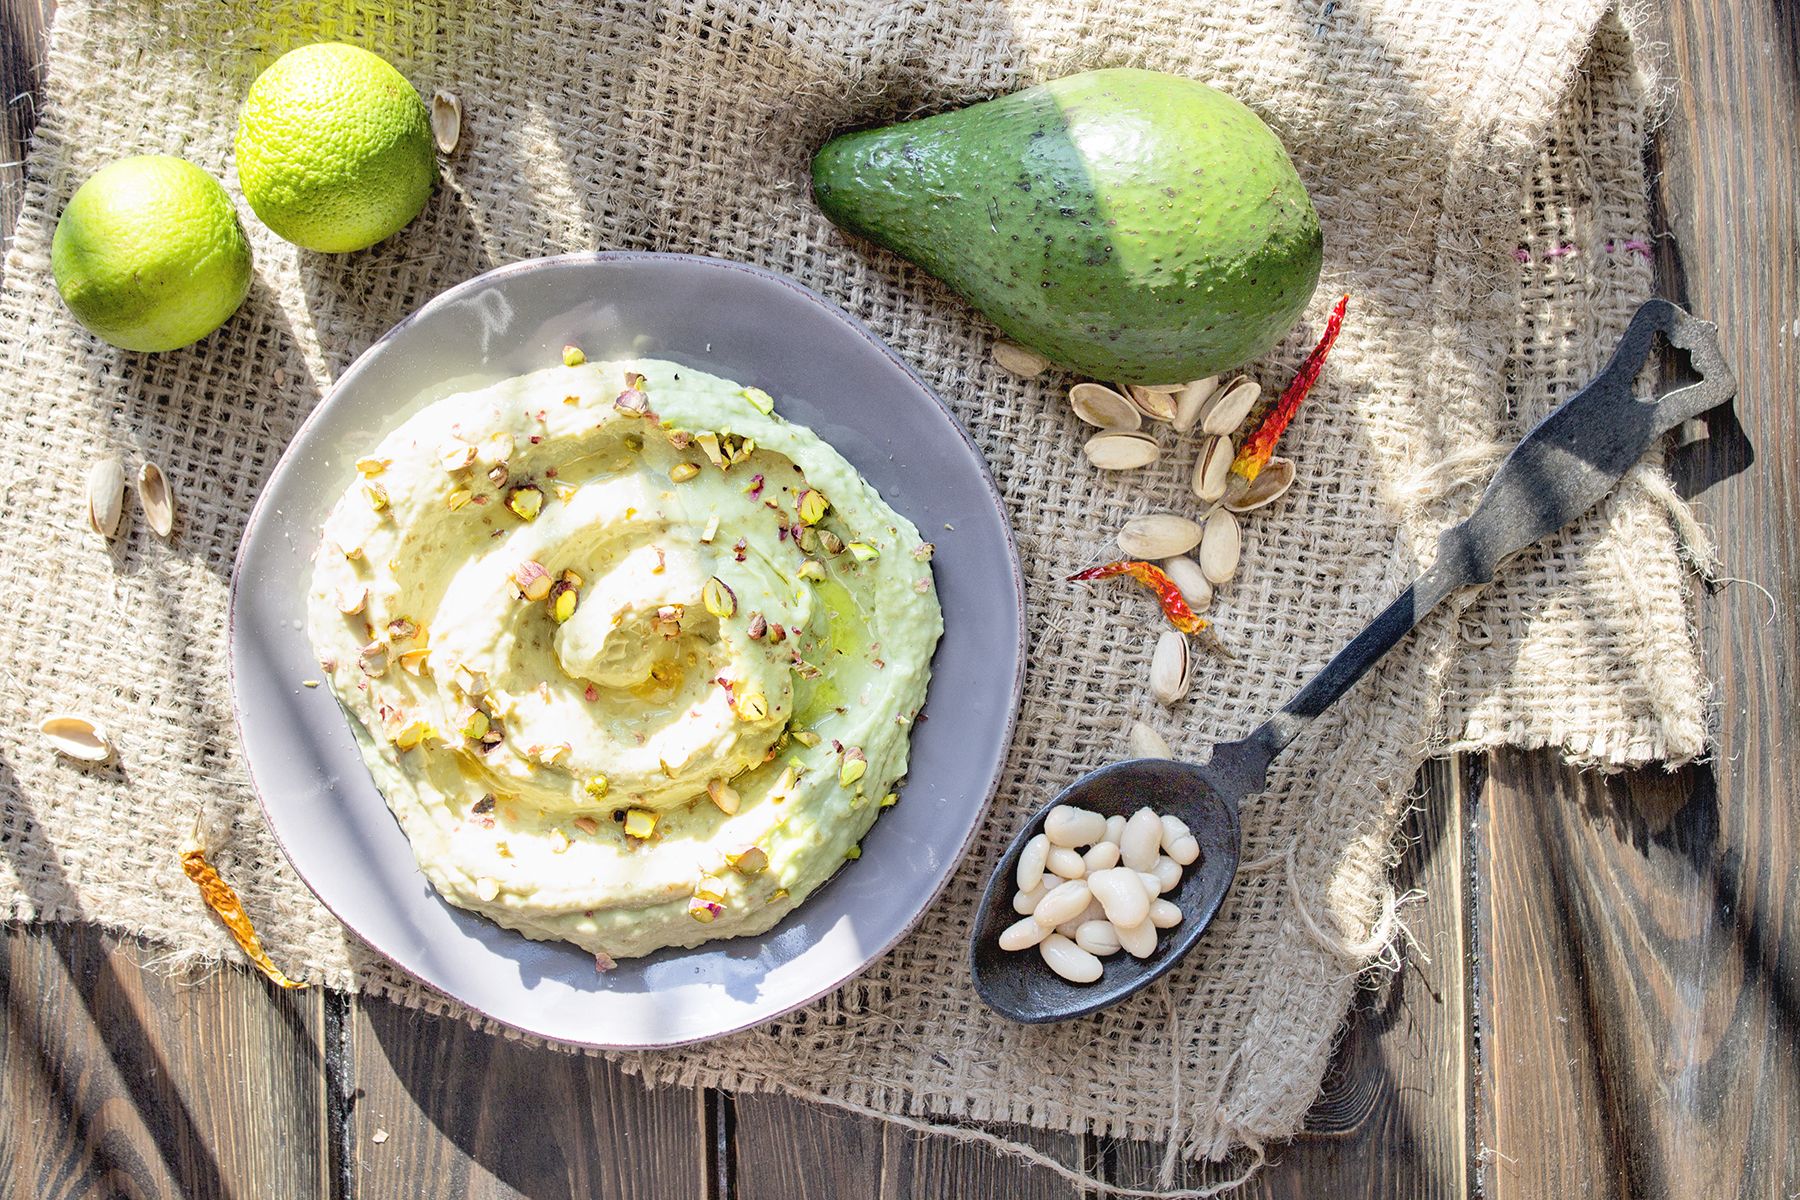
971, 759, 1241, 1022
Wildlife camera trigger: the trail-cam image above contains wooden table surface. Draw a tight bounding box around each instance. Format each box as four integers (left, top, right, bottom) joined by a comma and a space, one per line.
3, 2, 1795, 1196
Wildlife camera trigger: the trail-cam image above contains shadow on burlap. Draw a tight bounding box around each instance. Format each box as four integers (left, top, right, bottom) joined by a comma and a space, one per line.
0, 0, 1706, 1190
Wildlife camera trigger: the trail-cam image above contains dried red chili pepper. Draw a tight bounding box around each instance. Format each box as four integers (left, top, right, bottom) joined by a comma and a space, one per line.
1068, 560, 1207, 634
180, 822, 307, 989
1231, 293, 1349, 484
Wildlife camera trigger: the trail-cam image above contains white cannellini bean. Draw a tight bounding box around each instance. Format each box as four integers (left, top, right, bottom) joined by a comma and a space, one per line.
1032, 879, 1092, 929
1039, 933, 1104, 983
1148, 899, 1183, 929
998, 916, 1048, 951
1159, 814, 1190, 851
1103, 814, 1128, 845
1044, 805, 1107, 847
1055, 919, 1083, 938
1045, 846, 1087, 880
1078, 898, 1107, 924
1153, 856, 1183, 894
1138, 871, 1163, 898
1075, 920, 1122, 956
1083, 841, 1121, 871
1089, 867, 1151, 929
1016, 833, 1049, 892
1168, 835, 1200, 866
1013, 883, 1047, 915
1121, 807, 1164, 872
1116, 918, 1158, 958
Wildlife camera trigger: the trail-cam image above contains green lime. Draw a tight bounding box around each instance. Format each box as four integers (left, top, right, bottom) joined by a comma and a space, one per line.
235, 43, 437, 253
51, 155, 254, 353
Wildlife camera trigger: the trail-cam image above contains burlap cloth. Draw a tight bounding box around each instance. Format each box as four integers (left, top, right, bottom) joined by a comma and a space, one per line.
0, 0, 1708, 1185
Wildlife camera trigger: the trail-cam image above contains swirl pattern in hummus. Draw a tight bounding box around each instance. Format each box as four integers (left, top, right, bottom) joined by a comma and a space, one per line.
306, 358, 942, 960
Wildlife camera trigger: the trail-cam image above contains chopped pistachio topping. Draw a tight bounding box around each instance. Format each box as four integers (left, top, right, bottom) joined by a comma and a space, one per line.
702, 575, 737, 618
838, 748, 867, 788
796, 488, 828, 525
562, 344, 586, 367
439, 440, 477, 471
475, 877, 501, 902
355, 456, 390, 476
741, 386, 774, 415
392, 719, 433, 750
623, 808, 659, 840
791, 729, 820, 747
700, 514, 720, 544
505, 484, 544, 521
845, 845, 862, 860
458, 707, 490, 739
583, 774, 610, 800
795, 560, 826, 582
669, 461, 700, 483
363, 481, 390, 512
726, 845, 768, 875
706, 778, 741, 814
847, 542, 879, 562
688, 897, 722, 923
446, 487, 474, 511
510, 560, 552, 601
880, 792, 899, 808
733, 690, 769, 722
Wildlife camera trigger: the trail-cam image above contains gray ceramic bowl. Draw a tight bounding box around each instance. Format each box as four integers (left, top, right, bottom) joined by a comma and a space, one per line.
230, 252, 1024, 1047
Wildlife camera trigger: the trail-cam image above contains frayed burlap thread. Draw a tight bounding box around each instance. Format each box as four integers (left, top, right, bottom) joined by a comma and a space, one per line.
0, 0, 1702, 1186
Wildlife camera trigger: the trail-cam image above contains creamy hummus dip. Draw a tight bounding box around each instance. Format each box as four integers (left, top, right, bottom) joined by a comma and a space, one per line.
306, 357, 942, 961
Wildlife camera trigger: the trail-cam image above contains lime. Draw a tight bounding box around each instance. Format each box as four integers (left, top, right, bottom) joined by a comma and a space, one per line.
235, 43, 437, 253
51, 155, 254, 353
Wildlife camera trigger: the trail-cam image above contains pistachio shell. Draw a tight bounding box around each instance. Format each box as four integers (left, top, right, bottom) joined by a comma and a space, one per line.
1068, 382, 1141, 431
993, 341, 1051, 378
1201, 377, 1261, 436
1118, 513, 1203, 559
1149, 631, 1191, 705
39, 713, 113, 762
137, 461, 175, 538
1224, 457, 1297, 514
1171, 376, 1220, 433
87, 456, 125, 538
431, 89, 462, 154
1191, 434, 1234, 503
1123, 384, 1178, 422
1082, 431, 1160, 470
1199, 510, 1242, 584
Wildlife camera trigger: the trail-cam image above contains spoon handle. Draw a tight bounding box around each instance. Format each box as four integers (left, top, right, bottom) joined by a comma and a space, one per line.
1207, 298, 1735, 796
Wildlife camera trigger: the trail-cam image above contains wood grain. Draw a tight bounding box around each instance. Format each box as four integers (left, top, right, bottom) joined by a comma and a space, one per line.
732, 1091, 1089, 1200
1472, 1, 1800, 1196
1103, 758, 1473, 1198
0, 924, 327, 1200
340, 994, 709, 1200
0, 0, 54, 244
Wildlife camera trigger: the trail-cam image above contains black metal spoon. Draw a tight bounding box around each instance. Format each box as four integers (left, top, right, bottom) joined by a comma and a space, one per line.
971, 299, 1736, 1023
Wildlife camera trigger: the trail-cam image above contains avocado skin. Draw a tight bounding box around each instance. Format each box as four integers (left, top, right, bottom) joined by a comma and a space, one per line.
812, 68, 1323, 384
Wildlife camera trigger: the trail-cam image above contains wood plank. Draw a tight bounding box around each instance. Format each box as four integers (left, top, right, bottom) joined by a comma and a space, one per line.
732, 1091, 1089, 1200
0, 924, 328, 1200
0, 0, 55, 246
339, 991, 709, 1199
1103, 757, 1472, 1198
1473, 0, 1800, 1195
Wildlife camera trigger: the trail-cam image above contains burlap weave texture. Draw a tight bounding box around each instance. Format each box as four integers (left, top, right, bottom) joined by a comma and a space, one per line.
0, 0, 1702, 1166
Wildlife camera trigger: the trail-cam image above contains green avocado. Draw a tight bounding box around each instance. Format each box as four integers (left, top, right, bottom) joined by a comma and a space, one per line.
812, 68, 1323, 384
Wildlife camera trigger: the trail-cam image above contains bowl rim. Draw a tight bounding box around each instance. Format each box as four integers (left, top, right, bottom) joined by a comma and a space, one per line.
226, 249, 1027, 1047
